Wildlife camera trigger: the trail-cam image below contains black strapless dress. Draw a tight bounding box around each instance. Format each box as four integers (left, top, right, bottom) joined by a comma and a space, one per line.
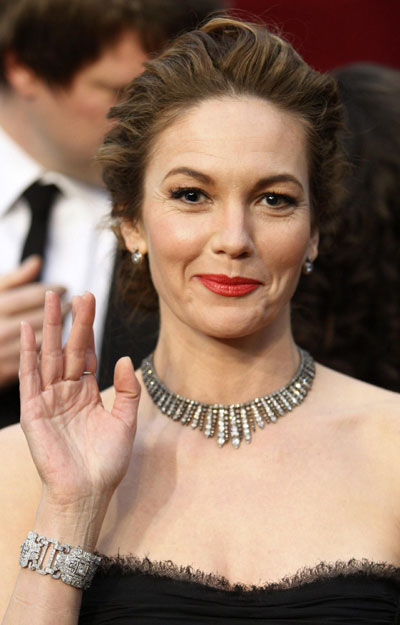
79, 556, 400, 624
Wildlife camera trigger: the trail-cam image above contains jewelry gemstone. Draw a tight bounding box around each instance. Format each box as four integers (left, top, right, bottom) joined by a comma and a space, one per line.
141, 348, 315, 448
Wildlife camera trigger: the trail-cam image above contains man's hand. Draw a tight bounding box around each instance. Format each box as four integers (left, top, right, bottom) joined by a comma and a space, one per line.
0, 256, 68, 389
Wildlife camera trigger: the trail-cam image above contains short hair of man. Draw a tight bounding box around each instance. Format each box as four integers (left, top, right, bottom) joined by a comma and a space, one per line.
0, 0, 227, 88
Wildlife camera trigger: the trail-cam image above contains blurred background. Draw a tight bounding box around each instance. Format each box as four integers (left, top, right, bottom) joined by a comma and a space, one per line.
232, 0, 400, 71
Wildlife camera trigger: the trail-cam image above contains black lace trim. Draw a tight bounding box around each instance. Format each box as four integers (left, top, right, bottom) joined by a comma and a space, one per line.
95, 555, 400, 593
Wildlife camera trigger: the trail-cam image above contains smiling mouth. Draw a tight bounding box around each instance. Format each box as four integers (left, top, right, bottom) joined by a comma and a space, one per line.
195, 274, 262, 297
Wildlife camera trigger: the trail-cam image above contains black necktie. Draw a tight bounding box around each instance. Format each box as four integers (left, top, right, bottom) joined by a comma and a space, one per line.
20, 181, 60, 267
0, 181, 60, 428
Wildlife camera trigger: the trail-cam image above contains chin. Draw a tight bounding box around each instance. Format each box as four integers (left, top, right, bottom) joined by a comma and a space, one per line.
195, 311, 268, 341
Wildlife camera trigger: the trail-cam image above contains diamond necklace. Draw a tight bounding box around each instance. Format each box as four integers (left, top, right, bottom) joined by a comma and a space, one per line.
141, 348, 315, 449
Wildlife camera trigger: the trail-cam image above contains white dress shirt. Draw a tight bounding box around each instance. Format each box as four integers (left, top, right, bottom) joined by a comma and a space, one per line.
0, 124, 117, 352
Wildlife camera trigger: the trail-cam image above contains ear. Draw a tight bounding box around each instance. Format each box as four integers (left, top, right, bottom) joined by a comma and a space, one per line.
307, 227, 319, 262
120, 219, 148, 256
3, 51, 40, 98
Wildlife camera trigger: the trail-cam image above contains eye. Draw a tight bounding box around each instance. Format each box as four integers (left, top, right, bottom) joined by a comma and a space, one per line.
261, 193, 296, 208
170, 187, 208, 204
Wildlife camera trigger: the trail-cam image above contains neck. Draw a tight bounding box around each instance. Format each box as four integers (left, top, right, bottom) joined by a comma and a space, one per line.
153, 306, 300, 405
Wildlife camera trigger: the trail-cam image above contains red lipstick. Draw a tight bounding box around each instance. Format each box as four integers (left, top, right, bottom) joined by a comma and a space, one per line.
196, 274, 262, 297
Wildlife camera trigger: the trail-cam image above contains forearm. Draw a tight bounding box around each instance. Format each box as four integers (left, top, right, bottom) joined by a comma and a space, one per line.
3, 569, 83, 625
2, 495, 108, 625
3, 289, 139, 624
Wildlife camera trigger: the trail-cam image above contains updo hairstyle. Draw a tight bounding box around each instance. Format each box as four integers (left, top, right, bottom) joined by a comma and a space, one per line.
99, 16, 345, 312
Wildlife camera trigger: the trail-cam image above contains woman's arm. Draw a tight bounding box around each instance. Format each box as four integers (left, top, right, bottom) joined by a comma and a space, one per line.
1, 291, 140, 624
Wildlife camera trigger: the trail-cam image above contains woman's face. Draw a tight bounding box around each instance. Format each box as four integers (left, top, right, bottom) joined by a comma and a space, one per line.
123, 96, 318, 340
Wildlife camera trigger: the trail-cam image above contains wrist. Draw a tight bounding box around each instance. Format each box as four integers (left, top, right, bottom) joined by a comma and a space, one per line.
34, 491, 110, 552
19, 530, 101, 590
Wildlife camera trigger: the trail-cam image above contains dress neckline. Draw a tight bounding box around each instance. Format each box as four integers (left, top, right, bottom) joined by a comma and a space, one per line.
96, 554, 400, 594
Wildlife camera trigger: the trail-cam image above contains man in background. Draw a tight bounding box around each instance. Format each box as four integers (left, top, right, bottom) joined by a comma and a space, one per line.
0, 0, 226, 427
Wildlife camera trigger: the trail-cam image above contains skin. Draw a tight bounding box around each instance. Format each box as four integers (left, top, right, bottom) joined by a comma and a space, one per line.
123, 97, 318, 402
0, 96, 399, 624
0, 30, 148, 389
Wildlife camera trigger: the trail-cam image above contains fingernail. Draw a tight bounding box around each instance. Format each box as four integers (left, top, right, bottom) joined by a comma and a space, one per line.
45, 290, 55, 301
23, 254, 41, 264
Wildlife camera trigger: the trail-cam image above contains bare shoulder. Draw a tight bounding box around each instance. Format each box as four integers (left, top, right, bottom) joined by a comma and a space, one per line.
0, 424, 41, 611
315, 363, 399, 414
315, 363, 400, 463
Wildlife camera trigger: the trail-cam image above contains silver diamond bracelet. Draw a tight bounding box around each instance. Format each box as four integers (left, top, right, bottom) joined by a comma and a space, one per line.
19, 530, 101, 590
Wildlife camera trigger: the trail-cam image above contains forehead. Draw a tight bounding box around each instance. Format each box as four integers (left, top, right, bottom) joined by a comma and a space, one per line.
148, 96, 309, 184
71, 29, 148, 88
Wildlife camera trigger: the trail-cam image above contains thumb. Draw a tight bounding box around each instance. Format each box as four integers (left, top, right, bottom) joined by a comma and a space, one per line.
0, 256, 42, 291
112, 356, 141, 432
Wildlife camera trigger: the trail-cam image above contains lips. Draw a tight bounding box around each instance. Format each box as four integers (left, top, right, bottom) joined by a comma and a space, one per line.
196, 274, 262, 297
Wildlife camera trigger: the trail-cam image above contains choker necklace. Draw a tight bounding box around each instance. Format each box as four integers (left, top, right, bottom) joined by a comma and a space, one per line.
141, 348, 315, 449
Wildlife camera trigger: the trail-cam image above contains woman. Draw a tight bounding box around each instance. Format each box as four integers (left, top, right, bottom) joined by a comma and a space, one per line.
1, 17, 399, 624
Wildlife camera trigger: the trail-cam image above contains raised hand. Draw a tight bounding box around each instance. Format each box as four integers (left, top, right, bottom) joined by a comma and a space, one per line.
19, 290, 140, 509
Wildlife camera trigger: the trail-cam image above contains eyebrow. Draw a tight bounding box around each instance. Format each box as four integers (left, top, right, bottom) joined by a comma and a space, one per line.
163, 167, 213, 184
252, 174, 304, 193
163, 168, 304, 193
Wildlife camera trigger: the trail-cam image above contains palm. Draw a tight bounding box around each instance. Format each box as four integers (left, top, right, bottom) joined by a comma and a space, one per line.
19, 292, 140, 504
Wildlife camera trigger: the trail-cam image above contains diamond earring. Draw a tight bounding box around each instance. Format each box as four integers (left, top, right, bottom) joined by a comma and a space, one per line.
131, 248, 143, 265
303, 258, 313, 275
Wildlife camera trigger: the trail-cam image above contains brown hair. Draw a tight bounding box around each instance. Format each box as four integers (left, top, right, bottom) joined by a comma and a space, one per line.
293, 63, 400, 391
0, 0, 226, 87
100, 16, 345, 312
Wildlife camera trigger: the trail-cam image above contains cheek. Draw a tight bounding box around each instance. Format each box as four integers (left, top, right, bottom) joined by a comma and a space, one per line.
144, 213, 206, 294
147, 213, 205, 264
260, 219, 310, 274
65, 88, 114, 124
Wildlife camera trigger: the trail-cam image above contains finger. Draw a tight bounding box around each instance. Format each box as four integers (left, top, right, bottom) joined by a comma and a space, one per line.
71, 295, 81, 323
71, 296, 96, 372
112, 357, 140, 432
0, 282, 66, 316
19, 321, 41, 405
63, 292, 96, 380
0, 352, 20, 388
0, 306, 48, 343
34, 329, 43, 351
40, 291, 63, 387
61, 300, 72, 318
0, 256, 42, 291
0, 336, 22, 360
84, 322, 97, 375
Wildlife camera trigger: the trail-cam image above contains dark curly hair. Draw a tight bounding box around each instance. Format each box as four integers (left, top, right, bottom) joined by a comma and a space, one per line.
293, 63, 400, 392
99, 16, 346, 314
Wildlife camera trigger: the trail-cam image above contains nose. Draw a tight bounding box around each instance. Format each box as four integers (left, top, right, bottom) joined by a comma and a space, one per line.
210, 204, 254, 259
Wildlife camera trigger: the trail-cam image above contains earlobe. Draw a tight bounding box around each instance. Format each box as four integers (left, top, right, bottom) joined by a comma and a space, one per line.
303, 228, 319, 275
120, 218, 148, 256
308, 228, 319, 262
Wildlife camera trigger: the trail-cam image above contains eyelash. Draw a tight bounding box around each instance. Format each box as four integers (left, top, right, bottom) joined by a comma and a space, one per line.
169, 187, 296, 209
261, 193, 296, 208
170, 187, 207, 203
